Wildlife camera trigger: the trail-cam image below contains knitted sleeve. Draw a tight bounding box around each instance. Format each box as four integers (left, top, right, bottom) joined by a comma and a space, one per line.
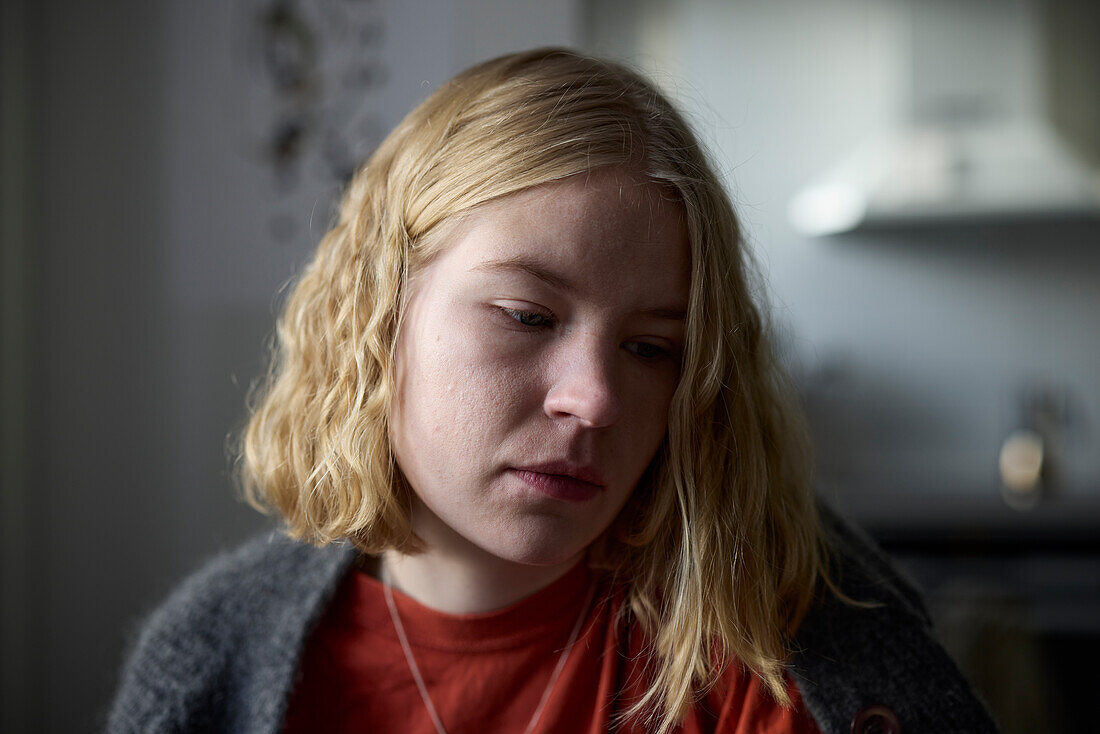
790, 503, 1001, 734
104, 532, 354, 734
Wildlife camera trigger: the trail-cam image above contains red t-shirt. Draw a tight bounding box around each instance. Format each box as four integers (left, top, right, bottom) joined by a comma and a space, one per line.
283, 561, 821, 733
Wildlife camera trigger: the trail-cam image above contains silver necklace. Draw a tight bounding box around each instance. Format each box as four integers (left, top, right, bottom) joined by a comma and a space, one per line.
382, 565, 596, 734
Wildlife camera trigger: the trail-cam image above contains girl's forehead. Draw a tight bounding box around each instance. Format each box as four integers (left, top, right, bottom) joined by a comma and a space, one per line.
408, 169, 691, 292
469, 171, 680, 237
415, 168, 677, 254
407, 170, 690, 311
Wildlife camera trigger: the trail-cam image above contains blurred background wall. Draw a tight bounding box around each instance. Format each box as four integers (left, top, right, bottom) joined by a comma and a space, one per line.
2, 0, 1097, 732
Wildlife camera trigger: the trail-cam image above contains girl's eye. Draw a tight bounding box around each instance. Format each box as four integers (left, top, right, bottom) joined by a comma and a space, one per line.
501, 307, 551, 327
625, 341, 672, 362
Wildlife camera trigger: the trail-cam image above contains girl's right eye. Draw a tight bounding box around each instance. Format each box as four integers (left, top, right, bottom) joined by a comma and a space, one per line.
499, 307, 552, 328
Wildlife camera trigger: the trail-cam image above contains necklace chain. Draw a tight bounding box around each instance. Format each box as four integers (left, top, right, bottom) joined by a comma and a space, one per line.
382, 565, 595, 734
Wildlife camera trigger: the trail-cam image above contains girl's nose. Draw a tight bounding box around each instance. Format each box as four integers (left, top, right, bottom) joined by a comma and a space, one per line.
542, 337, 622, 429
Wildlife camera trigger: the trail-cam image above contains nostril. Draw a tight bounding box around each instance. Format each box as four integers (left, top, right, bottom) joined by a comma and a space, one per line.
541, 340, 624, 427
544, 387, 620, 428
543, 375, 620, 428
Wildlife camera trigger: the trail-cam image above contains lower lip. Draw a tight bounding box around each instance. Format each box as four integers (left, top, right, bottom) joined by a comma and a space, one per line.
511, 469, 603, 503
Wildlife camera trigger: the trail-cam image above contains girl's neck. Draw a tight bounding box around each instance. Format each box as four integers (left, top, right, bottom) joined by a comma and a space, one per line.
379, 548, 582, 614
377, 502, 584, 615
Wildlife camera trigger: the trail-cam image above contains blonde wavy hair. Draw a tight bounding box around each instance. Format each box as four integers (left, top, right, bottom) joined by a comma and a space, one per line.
239, 48, 829, 733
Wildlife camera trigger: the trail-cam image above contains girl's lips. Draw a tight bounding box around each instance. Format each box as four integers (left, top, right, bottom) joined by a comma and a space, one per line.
511, 469, 603, 502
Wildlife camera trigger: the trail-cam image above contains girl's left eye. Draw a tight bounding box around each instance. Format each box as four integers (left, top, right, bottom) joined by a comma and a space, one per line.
624, 341, 672, 361
500, 307, 551, 327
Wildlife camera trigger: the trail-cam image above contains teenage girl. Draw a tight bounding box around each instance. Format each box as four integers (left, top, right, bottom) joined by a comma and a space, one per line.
108, 48, 998, 734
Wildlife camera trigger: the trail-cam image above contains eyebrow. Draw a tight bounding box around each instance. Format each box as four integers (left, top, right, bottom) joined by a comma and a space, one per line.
472, 256, 687, 321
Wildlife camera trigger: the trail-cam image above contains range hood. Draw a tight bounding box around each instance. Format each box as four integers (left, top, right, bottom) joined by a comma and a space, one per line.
788, 0, 1100, 236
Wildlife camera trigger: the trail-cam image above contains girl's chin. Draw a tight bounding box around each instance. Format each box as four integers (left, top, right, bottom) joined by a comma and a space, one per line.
470, 534, 590, 569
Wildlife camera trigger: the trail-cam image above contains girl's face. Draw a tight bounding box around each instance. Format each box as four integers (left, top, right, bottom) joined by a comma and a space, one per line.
389, 168, 690, 568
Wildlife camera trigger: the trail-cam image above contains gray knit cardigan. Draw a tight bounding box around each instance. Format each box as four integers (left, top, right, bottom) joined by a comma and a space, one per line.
106, 507, 1000, 733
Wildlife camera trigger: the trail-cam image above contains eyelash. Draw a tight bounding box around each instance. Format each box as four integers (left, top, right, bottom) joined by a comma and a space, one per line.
499, 306, 551, 328
497, 307, 674, 363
